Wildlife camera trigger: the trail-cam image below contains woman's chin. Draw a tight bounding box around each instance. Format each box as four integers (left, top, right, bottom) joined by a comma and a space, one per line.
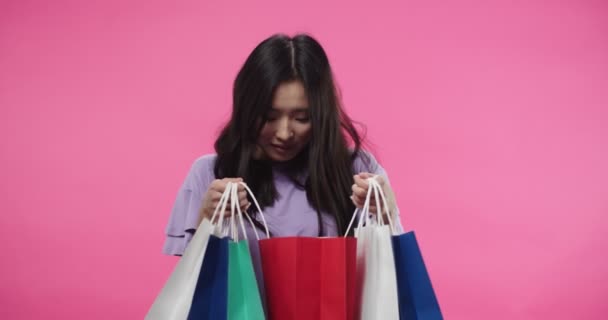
267, 153, 295, 162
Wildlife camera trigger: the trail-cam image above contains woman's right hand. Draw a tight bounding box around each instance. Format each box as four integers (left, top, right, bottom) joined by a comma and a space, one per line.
199, 178, 250, 223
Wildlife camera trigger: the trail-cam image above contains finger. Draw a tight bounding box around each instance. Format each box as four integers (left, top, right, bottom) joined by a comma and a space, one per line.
350, 184, 367, 201
209, 179, 220, 189
236, 191, 248, 208
212, 198, 229, 211
224, 203, 236, 217
210, 190, 224, 201
243, 202, 252, 211
353, 185, 367, 198
211, 179, 228, 191
229, 178, 244, 194
352, 192, 378, 207
351, 195, 364, 208
357, 197, 377, 208
358, 173, 381, 188
352, 182, 366, 195
351, 192, 369, 205
353, 175, 369, 189
211, 191, 222, 208
215, 178, 240, 192
211, 199, 219, 208
358, 172, 374, 179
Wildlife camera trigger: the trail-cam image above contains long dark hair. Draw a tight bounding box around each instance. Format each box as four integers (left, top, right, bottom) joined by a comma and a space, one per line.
213, 33, 367, 236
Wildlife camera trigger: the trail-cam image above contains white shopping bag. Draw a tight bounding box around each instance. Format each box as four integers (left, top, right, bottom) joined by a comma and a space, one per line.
346, 177, 400, 320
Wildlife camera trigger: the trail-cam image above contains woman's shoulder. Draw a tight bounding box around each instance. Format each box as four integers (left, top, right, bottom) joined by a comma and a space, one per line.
183, 153, 218, 182
191, 153, 217, 170
351, 148, 382, 174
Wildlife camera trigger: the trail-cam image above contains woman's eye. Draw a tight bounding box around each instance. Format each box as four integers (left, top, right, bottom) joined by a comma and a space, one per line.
295, 117, 310, 123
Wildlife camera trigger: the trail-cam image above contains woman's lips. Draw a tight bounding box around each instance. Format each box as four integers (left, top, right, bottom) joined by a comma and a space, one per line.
271, 144, 292, 153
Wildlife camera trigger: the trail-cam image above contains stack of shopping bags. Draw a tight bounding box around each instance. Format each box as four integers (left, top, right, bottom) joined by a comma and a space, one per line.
354, 178, 444, 320
260, 177, 444, 320
146, 182, 268, 320
147, 177, 443, 320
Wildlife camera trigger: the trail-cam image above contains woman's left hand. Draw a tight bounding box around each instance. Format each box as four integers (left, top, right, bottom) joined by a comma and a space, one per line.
351, 172, 387, 215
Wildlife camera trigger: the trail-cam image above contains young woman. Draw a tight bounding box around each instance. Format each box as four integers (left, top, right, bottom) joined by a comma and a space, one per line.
162, 33, 403, 288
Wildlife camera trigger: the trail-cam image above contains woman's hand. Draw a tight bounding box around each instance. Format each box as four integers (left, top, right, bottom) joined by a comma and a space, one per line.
199, 178, 250, 223
351, 172, 396, 222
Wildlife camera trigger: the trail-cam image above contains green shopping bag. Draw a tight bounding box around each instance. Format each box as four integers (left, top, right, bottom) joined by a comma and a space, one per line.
228, 240, 265, 320
221, 181, 269, 320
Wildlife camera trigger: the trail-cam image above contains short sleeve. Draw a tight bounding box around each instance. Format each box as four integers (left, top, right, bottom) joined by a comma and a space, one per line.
352, 150, 405, 233
162, 154, 217, 255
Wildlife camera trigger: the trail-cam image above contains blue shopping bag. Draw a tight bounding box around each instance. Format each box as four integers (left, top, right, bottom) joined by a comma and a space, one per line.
392, 231, 443, 320
187, 234, 229, 320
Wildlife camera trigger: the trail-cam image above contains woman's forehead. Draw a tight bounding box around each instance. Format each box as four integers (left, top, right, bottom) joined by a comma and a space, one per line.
272, 81, 309, 111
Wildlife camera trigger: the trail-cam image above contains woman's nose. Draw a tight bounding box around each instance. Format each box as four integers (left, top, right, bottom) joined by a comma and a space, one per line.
275, 118, 292, 140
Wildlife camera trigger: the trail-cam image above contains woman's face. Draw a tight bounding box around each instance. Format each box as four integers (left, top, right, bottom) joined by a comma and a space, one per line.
257, 80, 312, 162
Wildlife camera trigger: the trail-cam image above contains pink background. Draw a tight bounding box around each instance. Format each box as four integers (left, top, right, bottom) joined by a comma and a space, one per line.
1, 0, 607, 319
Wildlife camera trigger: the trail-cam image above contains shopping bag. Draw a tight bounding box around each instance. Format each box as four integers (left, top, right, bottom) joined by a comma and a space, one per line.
367, 177, 444, 319
259, 237, 357, 320
227, 184, 266, 320
346, 177, 399, 320
187, 234, 230, 320
253, 178, 355, 320
392, 232, 443, 319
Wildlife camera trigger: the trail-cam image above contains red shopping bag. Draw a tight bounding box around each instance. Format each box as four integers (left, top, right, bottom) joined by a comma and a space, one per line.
259, 237, 357, 320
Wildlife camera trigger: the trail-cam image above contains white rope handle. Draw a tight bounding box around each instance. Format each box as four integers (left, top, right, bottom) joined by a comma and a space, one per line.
217, 181, 270, 241
344, 175, 398, 236
210, 182, 244, 239
229, 183, 238, 240
233, 187, 248, 240
206, 180, 272, 240
345, 176, 377, 236
217, 182, 266, 241
369, 178, 397, 235
239, 182, 270, 239
210, 182, 233, 233
219, 182, 237, 237
371, 178, 383, 226
231, 183, 264, 241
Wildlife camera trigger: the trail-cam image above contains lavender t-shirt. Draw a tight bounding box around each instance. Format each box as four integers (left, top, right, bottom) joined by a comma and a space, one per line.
162, 151, 403, 304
